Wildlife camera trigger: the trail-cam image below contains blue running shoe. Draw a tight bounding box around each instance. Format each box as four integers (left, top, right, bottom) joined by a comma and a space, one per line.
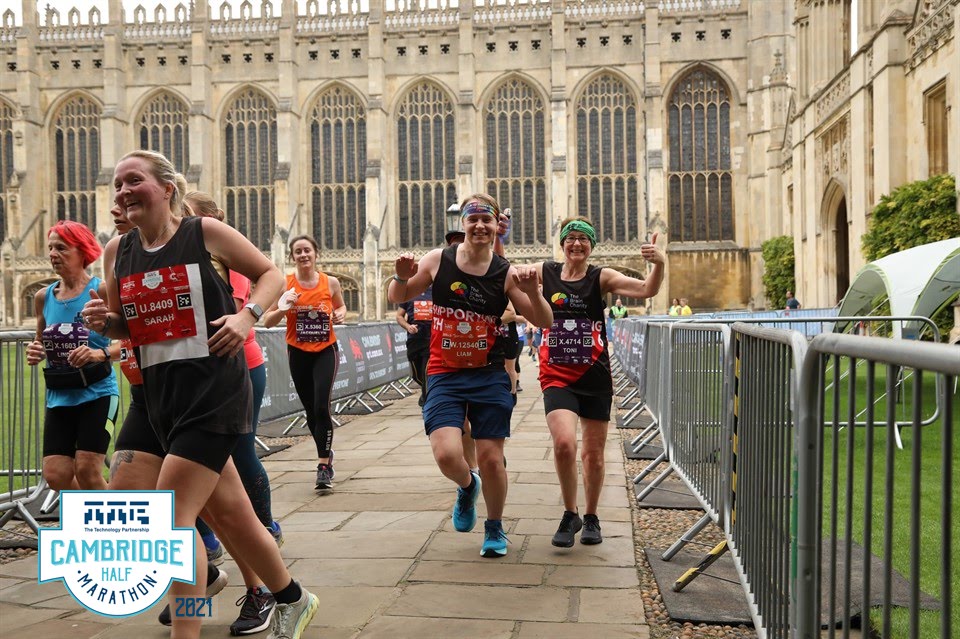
452, 471, 482, 532
481, 519, 510, 558
268, 521, 284, 548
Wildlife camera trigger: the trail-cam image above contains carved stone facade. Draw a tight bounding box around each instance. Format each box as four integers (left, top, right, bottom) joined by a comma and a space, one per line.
1, 0, 789, 325
786, 0, 959, 307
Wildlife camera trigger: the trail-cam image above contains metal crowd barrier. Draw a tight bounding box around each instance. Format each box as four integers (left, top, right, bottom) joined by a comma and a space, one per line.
795, 334, 958, 639
1, 331, 135, 534
1, 322, 416, 536
664, 324, 733, 555
0, 331, 46, 533
727, 322, 808, 639
611, 313, 957, 639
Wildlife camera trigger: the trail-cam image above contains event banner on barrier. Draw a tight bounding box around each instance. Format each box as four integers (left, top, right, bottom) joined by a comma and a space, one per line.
255, 323, 413, 423
610, 319, 647, 391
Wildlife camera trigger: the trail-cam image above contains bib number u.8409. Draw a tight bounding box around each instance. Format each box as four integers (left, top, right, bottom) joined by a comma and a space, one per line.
120, 265, 198, 347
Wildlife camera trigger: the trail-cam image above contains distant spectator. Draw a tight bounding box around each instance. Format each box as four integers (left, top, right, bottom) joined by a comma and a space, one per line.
785, 291, 801, 310
679, 298, 693, 316
668, 298, 681, 316
610, 298, 628, 319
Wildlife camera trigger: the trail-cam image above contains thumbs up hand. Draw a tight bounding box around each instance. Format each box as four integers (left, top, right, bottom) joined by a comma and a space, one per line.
81, 289, 110, 334
641, 232, 665, 266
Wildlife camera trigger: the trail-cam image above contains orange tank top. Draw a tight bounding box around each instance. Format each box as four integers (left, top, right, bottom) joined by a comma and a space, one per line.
284, 272, 337, 352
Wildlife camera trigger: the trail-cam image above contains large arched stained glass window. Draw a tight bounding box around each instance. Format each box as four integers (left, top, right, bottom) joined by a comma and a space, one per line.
396, 82, 456, 248
667, 68, 734, 242
53, 95, 100, 227
137, 92, 190, 174
484, 78, 547, 245
331, 274, 360, 313
0, 98, 15, 244
223, 88, 277, 251
309, 86, 367, 250
575, 74, 639, 243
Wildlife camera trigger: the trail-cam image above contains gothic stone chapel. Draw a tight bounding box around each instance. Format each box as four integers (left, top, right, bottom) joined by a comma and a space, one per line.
1, 0, 957, 324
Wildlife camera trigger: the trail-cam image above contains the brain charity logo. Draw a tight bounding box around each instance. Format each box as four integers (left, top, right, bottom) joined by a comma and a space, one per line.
350, 339, 364, 361
551, 292, 568, 306
450, 282, 468, 297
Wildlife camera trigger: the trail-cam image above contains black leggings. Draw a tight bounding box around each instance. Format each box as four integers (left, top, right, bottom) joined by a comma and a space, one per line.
288, 344, 338, 458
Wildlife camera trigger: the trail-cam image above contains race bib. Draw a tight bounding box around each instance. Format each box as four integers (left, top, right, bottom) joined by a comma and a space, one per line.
295, 309, 331, 343
42, 321, 88, 368
439, 317, 491, 368
119, 339, 143, 386
547, 318, 594, 366
120, 265, 198, 347
413, 299, 433, 322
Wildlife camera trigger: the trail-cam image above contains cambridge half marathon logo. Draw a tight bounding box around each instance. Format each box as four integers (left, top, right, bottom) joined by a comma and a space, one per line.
38, 491, 194, 617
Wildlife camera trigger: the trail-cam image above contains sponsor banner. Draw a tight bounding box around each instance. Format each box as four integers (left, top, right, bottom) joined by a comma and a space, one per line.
255, 323, 410, 422
611, 318, 646, 390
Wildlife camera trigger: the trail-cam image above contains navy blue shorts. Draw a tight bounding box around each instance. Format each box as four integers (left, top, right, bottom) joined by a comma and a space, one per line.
423, 370, 513, 439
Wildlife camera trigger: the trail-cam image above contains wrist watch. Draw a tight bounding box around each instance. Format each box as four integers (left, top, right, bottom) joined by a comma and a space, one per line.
244, 302, 264, 322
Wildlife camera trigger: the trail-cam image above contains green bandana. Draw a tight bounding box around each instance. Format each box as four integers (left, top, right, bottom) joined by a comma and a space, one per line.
559, 220, 597, 248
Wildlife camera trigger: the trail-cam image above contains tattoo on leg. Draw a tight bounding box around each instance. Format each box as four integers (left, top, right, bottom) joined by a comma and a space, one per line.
109, 450, 135, 480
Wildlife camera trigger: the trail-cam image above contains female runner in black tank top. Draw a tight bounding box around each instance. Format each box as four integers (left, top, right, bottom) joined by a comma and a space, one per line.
387, 193, 553, 559
531, 216, 664, 548
82, 150, 318, 639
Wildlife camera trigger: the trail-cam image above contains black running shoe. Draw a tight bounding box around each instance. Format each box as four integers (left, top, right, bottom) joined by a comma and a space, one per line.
581, 514, 603, 545
230, 586, 277, 636
315, 463, 334, 490
551, 510, 582, 548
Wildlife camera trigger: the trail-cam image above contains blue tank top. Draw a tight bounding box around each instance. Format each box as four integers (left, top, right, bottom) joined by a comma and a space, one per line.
42, 277, 119, 408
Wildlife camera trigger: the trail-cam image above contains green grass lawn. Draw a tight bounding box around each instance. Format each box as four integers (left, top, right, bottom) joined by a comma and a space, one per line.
1, 340, 132, 494
821, 358, 959, 638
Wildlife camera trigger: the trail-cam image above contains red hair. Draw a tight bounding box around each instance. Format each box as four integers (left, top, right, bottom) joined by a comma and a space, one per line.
48, 221, 101, 268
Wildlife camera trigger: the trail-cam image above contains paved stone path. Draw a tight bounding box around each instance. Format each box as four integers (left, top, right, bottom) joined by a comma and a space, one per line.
0, 365, 649, 638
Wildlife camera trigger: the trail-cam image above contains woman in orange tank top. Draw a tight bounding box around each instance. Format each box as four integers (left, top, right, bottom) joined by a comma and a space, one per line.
263, 235, 346, 490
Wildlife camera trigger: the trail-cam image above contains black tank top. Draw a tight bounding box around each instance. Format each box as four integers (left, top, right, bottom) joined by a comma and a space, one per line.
114, 216, 252, 440
427, 245, 510, 375
538, 261, 612, 395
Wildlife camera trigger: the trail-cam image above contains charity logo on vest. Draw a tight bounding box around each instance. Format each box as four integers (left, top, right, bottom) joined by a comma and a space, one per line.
551, 291, 587, 311
38, 491, 194, 617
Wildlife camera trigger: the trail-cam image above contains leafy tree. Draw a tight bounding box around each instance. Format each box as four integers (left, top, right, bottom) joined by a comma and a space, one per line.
862, 174, 959, 262
761, 235, 795, 309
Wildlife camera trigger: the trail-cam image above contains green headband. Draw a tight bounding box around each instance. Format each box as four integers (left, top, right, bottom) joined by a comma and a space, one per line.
559, 220, 597, 248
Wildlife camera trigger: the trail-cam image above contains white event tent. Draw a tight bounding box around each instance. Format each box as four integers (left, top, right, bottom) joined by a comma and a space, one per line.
836, 238, 960, 339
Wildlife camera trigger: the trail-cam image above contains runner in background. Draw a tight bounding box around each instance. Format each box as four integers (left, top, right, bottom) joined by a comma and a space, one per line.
262, 235, 347, 491
182, 191, 284, 635
25, 221, 119, 492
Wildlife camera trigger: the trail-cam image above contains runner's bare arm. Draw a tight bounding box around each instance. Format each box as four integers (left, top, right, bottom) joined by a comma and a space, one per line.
501, 301, 517, 324
201, 217, 284, 357
396, 306, 417, 333
201, 217, 284, 312
388, 249, 441, 304
506, 265, 552, 329
81, 236, 129, 340
600, 233, 664, 299
25, 289, 47, 365
329, 276, 348, 323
